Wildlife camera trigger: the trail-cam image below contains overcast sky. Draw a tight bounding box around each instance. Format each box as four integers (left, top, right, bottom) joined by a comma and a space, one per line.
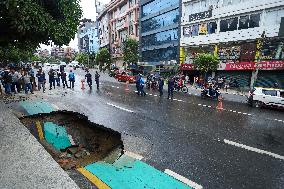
40, 0, 111, 51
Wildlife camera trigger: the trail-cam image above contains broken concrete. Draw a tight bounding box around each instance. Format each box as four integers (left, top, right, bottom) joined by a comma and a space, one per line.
20, 111, 124, 170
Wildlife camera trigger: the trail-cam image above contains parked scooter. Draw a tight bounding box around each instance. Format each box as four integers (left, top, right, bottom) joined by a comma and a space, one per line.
201, 86, 221, 99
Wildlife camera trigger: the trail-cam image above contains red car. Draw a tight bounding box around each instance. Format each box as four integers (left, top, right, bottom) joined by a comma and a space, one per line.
115, 71, 136, 83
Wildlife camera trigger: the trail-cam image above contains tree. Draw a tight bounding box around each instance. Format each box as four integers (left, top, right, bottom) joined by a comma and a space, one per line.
75, 53, 88, 65
122, 38, 139, 67
0, 0, 82, 62
193, 53, 219, 81
95, 48, 111, 70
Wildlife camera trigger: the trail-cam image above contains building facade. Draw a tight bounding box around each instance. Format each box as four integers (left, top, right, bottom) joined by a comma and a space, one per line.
180, 0, 284, 88
78, 20, 100, 54
98, 11, 110, 49
139, 0, 180, 67
109, 0, 139, 67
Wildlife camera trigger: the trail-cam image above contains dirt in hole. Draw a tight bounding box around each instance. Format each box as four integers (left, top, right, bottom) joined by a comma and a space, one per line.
20, 111, 124, 170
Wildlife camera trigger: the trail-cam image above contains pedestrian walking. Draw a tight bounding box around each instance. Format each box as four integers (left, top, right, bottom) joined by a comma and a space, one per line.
139, 77, 146, 96
158, 77, 164, 97
168, 77, 175, 99
95, 71, 100, 90
85, 71, 92, 89
68, 70, 75, 89
28, 67, 37, 90
61, 71, 68, 88
36, 68, 46, 92
48, 69, 55, 90
23, 71, 33, 94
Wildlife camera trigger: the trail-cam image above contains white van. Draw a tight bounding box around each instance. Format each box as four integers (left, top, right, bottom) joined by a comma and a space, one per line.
248, 87, 284, 108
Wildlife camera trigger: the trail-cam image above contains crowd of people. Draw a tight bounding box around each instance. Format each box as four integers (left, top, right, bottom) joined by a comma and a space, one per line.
0, 65, 101, 95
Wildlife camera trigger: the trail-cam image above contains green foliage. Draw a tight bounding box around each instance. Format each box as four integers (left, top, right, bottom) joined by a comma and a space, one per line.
75, 53, 88, 65
95, 48, 111, 68
0, 44, 33, 64
122, 38, 139, 66
192, 53, 219, 73
0, 0, 82, 62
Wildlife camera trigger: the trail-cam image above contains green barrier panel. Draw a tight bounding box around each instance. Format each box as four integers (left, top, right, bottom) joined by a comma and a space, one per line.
43, 122, 71, 150
85, 155, 191, 189
20, 100, 55, 115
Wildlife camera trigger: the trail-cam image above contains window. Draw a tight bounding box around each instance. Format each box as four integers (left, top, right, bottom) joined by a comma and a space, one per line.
142, 47, 178, 62
141, 29, 178, 49
220, 17, 238, 32
249, 13, 260, 28
263, 90, 277, 96
239, 15, 249, 30
141, 9, 179, 33
142, 0, 179, 17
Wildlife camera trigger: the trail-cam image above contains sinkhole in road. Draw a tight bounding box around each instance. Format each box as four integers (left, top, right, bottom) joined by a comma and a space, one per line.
20, 111, 124, 170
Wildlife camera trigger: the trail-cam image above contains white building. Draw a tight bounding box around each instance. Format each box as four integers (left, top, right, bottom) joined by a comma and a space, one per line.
78, 21, 100, 53
97, 11, 110, 49
180, 0, 284, 89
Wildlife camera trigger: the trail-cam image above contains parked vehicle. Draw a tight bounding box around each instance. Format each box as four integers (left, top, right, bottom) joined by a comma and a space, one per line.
201, 87, 221, 100
115, 71, 136, 83
174, 82, 188, 93
248, 87, 284, 108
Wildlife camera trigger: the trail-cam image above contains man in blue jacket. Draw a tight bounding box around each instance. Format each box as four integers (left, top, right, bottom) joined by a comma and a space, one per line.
68, 70, 75, 89
36, 68, 46, 92
158, 77, 164, 97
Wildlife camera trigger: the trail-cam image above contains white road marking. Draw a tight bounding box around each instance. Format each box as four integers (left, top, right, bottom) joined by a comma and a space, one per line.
173, 98, 178, 101
247, 113, 252, 116
164, 169, 203, 189
107, 103, 134, 113
207, 105, 212, 108
124, 151, 143, 160
242, 113, 247, 115
202, 105, 207, 107
198, 104, 202, 106
233, 111, 237, 113
177, 99, 183, 102
116, 86, 120, 89
154, 94, 158, 97
224, 139, 284, 161
68, 135, 76, 145
52, 104, 60, 110
238, 112, 242, 114
149, 94, 153, 96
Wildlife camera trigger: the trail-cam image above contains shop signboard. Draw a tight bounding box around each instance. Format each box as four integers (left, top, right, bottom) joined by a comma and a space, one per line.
181, 61, 284, 71
189, 9, 212, 22
218, 60, 284, 70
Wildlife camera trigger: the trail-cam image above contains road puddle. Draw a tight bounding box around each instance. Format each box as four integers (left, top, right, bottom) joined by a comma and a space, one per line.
20, 111, 123, 170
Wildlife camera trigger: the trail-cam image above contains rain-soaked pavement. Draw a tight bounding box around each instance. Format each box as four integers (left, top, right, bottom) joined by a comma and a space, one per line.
13, 69, 284, 189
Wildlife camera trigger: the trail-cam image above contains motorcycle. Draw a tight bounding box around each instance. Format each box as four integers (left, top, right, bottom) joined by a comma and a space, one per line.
201, 87, 221, 99
173, 82, 188, 93
146, 80, 159, 90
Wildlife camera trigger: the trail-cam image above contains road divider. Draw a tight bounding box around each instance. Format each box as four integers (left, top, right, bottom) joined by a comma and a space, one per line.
224, 139, 284, 161
107, 103, 134, 113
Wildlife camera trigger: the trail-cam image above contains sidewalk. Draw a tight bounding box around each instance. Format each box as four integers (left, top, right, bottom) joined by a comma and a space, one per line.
0, 101, 79, 189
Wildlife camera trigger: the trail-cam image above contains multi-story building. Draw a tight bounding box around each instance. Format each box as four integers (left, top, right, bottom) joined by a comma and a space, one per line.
139, 0, 180, 68
97, 10, 110, 49
109, 0, 140, 67
36, 49, 50, 58
180, 0, 284, 88
78, 20, 99, 54
51, 47, 65, 58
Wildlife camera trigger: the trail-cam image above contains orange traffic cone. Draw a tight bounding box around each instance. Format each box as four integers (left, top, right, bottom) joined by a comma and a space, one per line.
125, 81, 129, 92
81, 79, 85, 90
216, 95, 224, 111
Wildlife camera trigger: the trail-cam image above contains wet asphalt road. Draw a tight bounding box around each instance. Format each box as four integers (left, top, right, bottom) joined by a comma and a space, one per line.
42, 69, 284, 189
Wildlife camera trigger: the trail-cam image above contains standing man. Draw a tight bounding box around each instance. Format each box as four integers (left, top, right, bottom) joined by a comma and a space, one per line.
158, 77, 164, 97
95, 71, 100, 90
36, 68, 46, 92
85, 71, 92, 89
167, 77, 175, 100
54, 70, 60, 87
48, 69, 55, 90
68, 70, 75, 89
139, 77, 146, 96
136, 74, 141, 95
61, 71, 68, 88
11, 69, 20, 93
23, 71, 33, 94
